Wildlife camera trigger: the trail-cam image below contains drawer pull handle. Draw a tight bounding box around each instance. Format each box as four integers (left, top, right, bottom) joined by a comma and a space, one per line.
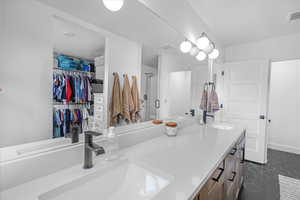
230, 148, 237, 156
228, 172, 237, 182
212, 168, 224, 182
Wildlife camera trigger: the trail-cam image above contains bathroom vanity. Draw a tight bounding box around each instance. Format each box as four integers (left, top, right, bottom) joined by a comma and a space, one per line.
0, 120, 245, 200
193, 131, 245, 200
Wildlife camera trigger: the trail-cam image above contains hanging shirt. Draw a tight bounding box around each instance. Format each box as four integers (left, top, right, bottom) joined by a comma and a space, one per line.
66, 75, 73, 103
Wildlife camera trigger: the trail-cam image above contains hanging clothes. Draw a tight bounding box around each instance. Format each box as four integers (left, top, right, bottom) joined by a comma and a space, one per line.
110, 73, 122, 126
66, 75, 73, 103
122, 74, 134, 122
53, 73, 92, 104
131, 76, 141, 122
53, 107, 88, 138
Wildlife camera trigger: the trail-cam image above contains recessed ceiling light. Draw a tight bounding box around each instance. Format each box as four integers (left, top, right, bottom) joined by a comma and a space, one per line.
102, 0, 124, 12
63, 32, 76, 37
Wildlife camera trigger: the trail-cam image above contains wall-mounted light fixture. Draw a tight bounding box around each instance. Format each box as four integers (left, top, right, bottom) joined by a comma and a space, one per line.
179, 32, 219, 61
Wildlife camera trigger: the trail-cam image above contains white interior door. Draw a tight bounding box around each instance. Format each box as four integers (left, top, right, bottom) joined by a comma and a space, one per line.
168, 71, 192, 117
223, 60, 270, 164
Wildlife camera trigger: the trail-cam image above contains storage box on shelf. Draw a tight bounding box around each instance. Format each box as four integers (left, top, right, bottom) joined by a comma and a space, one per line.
89, 93, 106, 131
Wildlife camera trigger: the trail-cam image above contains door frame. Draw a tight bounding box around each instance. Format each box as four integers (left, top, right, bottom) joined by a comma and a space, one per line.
266, 59, 300, 155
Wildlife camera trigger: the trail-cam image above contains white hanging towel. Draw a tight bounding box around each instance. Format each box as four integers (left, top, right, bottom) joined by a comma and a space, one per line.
208, 84, 220, 112
200, 84, 209, 111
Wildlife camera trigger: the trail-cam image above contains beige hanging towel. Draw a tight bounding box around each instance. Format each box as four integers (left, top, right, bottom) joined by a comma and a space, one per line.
110, 73, 122, 126
122, 74, 134, 122
208, 84, 220, 112
131, 76, 141, 122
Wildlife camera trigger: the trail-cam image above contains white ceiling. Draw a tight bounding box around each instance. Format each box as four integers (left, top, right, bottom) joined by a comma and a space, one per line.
37, 0, 213, 66
186, 0, 300, 46
53, 17, 105, 60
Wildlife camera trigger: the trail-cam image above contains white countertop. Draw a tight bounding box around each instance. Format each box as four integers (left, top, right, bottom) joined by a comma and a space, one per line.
0, 123, 244, 200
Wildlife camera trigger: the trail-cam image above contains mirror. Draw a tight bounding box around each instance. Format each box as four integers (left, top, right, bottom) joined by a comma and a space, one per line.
0, 0, 218, 160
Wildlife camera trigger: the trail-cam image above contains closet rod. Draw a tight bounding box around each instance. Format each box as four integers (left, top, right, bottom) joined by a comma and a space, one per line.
53, 67, 95, 74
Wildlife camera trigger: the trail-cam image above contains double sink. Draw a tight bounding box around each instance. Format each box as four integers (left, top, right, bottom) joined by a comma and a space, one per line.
38, 122, 232, 200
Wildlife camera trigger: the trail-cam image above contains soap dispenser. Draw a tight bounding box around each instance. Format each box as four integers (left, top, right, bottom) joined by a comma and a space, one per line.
104, 127, 119, 160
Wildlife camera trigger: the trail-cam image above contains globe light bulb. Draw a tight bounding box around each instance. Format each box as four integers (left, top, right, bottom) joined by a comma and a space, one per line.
197, 36, 210, 50
196, 51, 207, 61
208, 49, 219, 59
180, 40, 192, 53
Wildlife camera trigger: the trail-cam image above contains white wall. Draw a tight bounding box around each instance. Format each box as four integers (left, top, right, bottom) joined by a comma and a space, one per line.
0, 0, 53, 147
104, 35, 142, 126
169, 71, 192, 116
225, 33, 300, 62
268, 60, 300, 154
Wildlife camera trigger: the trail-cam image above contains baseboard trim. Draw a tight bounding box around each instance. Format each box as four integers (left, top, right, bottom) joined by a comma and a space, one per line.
268, 143, 300, 155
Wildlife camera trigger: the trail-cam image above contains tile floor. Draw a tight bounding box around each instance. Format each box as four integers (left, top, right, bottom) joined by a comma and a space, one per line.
238, 149, 300, 200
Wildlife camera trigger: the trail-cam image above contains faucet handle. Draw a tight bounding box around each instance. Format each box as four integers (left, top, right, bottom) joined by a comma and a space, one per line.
85, 131, 102, 137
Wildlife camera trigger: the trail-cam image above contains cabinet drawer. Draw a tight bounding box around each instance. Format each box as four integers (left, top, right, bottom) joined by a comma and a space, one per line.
197, 162, 225, 200
198, 181, 224, 200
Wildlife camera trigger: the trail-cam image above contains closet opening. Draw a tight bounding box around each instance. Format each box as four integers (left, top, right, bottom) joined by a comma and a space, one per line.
52, 17, 106, 139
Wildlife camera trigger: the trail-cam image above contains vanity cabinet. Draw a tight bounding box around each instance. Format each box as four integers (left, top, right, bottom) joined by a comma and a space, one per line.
194, 132, 246, 200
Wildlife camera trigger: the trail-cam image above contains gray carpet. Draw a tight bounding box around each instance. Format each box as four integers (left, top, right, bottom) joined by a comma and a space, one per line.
238, 149, 300, 200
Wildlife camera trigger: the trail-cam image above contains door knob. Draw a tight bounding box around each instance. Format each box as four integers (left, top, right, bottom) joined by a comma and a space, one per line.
155, 99, 160, 109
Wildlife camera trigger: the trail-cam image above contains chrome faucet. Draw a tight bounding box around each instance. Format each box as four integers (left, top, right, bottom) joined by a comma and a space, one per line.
83, 131, 105, 169
203, 111, 214, 124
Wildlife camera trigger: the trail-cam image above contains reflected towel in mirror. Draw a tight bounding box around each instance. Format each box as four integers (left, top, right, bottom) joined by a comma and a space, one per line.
131, 76, 141, 122
122, 74, 134, 122
110, 72, 122, 126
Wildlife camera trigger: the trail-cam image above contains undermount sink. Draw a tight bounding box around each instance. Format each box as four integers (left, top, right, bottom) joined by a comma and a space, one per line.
210, 123, 233, 130
39, 160, 172, 200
